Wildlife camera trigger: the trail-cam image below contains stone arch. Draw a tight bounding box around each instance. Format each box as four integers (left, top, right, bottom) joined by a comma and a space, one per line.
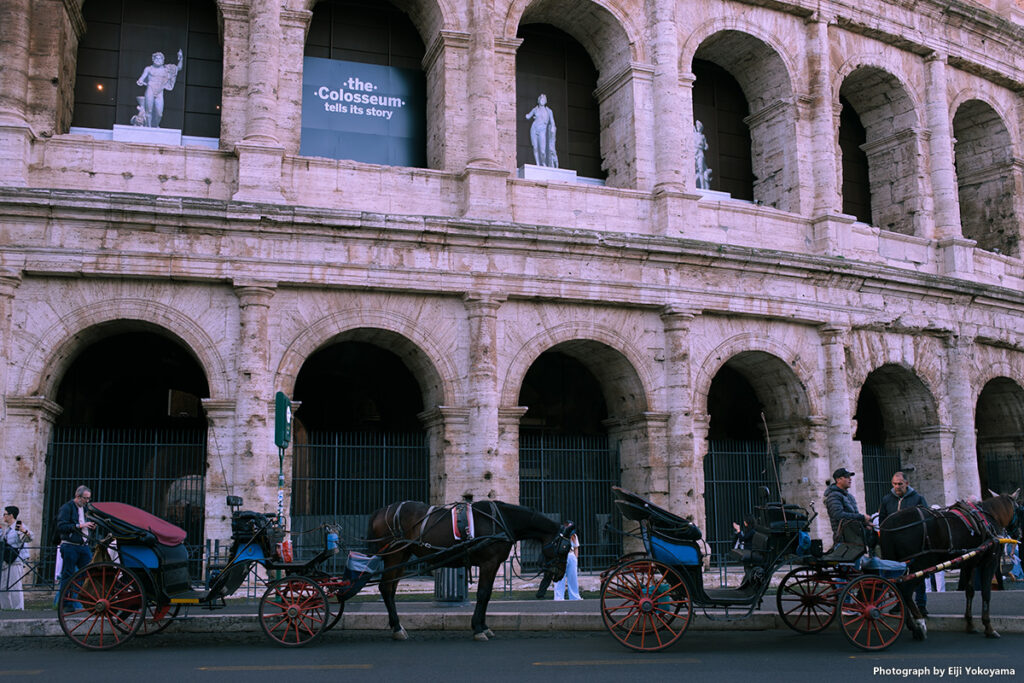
836, 62, 925, 237
683, 25, 799, 211
297, 0, 457, 44
976, 376, 1024, 495
275, 309, 457, 411
500, 322, 651, 418
693, 334, 820, 422
503, 0, 645, 187
953, 98, 1020, 256
14, 298, 228, 400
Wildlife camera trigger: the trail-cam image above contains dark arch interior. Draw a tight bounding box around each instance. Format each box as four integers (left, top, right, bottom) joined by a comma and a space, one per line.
692, 59, 753, 200
518, 351, 607, 434
707, 365, 764, 441
305, 0, 424, 69
55, 331, 209, 428
854, 385, 885, 443
293, 341, 424, 432
516, 24, 603, 179
840, 96, 872, 223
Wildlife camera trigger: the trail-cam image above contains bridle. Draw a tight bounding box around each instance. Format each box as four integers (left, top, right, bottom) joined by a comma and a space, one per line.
538, 521, 576, 574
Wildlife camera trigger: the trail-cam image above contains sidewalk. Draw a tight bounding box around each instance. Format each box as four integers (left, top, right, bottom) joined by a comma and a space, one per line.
3, 578, 1023, 638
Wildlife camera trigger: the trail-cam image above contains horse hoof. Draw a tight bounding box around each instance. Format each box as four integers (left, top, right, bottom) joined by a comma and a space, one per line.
985, 631, 1000, 639
912, 629, 925, 641
483, 628, 495, 639
473, 632, 489, 642
392, 628, 409, 641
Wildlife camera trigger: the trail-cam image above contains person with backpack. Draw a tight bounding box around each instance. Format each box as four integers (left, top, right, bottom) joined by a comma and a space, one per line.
1, 505, 33, 610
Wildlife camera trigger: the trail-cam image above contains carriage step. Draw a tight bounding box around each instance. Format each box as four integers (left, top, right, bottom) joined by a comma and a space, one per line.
170, 590, 208, 604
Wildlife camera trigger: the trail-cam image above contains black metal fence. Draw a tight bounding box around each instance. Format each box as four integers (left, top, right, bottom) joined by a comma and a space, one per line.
519, 432, 621, 571
981, 451, 1024, 496
703, 439, 779, 570
861, 444, 902, 515
290, 430, 429, 573
42, 427, 207, 583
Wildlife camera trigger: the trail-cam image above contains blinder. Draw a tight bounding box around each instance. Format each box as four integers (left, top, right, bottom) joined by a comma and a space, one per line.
539, 521, 576, 580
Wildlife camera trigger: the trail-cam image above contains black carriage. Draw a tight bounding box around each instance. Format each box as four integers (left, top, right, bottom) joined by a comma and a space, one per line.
57, 496, 379, 650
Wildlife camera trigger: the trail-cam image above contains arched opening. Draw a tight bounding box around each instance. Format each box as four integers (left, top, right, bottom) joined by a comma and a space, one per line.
44, 327, 210, 579
976, 377, 1024, 495
703, 351, 810, 565
301, 0, 427, 167
954, 100, 1020, 256
854, 364, 940, 510
839, 96, 872, 223
691, 31, 796, 210
839, 67, 922, 236
291, 337, 429, 555
515, 24, 603, 180
70, 0, 222, 141
518, 348, 621, 570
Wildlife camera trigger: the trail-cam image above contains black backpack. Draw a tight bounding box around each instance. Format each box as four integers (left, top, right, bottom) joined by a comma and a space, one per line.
1, 537, 18, 565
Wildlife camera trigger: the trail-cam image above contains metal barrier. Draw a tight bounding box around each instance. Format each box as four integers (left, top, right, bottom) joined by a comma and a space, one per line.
433, 567, 468, 604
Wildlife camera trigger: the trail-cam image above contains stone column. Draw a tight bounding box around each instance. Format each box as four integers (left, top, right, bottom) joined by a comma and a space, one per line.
945, 334, 980, 500
496, 406, 529, 503
4, 396, 62, 548
233, 282, 277, 512
277, 9, 313, 155
0, 0, 33, 185
0, 270, 22, 422
661, 306, 698, 519
419, 406, 471, 504
200, 398, 237, 542
460, 4, 508, 219
233, 0, 286, 202
463, 292, 505, 499
819, 325, 853, 474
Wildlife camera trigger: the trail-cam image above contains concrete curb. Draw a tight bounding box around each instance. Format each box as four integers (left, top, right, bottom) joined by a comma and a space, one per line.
3, 612, 1021, 638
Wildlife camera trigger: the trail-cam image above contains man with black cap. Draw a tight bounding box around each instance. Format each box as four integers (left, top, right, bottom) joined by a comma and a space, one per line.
823, 467, 872, 543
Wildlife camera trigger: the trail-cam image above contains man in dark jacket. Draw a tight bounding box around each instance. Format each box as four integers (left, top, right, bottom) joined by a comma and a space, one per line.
55, 485, 95, 607
878, 471, 929, 615
824, 467, 871, 543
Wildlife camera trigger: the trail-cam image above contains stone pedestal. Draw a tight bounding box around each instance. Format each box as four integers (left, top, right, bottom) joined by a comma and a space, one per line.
113, 124, 183, 146
518, 164, 578, 183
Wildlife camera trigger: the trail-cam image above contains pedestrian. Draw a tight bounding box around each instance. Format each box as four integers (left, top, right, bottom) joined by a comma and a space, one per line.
56, 485, 95, 608
552, 525, 582, 601
878, 471, 929, 615
732, 516, 755, 550
823, 467, 872, 544
1, 505, 33, 610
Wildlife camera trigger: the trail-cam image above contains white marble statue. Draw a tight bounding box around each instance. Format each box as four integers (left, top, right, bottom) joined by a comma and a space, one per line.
134, 50, 184, 128
526, 93, 558, 167
694, 120, 712, 189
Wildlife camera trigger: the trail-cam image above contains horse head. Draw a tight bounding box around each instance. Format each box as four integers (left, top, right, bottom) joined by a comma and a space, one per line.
538, 520, 575, 582
983, 489, 1021, 535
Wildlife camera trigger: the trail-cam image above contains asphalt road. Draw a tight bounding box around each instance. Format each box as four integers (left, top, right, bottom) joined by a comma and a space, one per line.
1, 627, 1021, 683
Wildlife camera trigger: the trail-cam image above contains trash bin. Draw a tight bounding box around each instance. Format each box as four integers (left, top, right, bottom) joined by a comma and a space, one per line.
433, 567, 468, 605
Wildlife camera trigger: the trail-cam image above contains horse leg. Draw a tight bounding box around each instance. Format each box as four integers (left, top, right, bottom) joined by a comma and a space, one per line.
471, 562, 500, 641
379, 567, 408, 640
981, 561, 1000, 639
901, 581, 927, 641
962, 567, 977, 634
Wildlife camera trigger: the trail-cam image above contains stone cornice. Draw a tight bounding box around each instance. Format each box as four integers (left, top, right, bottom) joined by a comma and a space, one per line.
423, 31, 471, 73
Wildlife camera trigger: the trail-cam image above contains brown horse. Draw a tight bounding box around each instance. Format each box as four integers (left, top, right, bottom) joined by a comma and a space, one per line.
367, 500, 573, 641
879, 491, 1021, 640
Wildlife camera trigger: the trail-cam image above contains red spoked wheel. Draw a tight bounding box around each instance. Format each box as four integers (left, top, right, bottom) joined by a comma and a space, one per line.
259, 575, 330, 647
600, 559, 692, 652
776, 566, 839, 634
839, 575, 905, 651
136, 603, 181, 636
58, 562, 146, 650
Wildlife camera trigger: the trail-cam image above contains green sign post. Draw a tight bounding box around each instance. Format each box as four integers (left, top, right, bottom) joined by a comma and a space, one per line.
274, 391, 292, 524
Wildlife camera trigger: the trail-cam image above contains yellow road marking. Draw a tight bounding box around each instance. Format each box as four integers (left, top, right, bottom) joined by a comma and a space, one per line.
534, 658, 699, 667
197, 664, 372, 671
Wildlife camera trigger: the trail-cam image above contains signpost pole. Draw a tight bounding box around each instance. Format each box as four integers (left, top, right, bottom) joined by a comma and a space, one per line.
274, 392, 292, 526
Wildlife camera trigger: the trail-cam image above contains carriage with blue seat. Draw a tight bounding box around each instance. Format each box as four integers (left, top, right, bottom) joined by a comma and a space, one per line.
57, 495, 380, 650
599, 486, 931, 652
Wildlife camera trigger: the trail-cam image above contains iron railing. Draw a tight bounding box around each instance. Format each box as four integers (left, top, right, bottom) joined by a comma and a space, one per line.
519, 432, 621, 571
42, 427, 207, 582
861, 444, 902, 515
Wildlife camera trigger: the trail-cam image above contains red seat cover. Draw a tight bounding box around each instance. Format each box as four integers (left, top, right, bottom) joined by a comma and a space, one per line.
91, 501, 188, 546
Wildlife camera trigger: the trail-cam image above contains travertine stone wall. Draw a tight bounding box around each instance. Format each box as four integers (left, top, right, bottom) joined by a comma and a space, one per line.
3, 0, 1024, 546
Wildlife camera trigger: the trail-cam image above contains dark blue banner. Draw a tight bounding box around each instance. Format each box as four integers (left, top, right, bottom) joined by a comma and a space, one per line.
300, 57, 426, 167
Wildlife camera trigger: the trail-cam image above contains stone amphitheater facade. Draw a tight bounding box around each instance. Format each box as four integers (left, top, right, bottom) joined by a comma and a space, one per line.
2, 0, 1024, 545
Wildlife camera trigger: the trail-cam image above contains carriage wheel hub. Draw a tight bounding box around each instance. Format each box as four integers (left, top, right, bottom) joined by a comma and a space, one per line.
286, 605, 300, 619
639, 597, 655, 614
93, 599, 109, 614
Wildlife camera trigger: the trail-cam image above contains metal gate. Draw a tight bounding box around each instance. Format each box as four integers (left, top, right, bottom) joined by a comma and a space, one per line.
861, 444, 902, 515
980, 451, 1024, 496
704, 439, 779, 568
291, 431, 428, 569
519, 433, 620, 571
43, 427, 207, 582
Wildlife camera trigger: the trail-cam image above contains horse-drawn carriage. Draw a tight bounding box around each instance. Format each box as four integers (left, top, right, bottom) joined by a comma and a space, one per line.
57, 496, 379, 649
600, 486, 1021, 652
57, 495, 575, 649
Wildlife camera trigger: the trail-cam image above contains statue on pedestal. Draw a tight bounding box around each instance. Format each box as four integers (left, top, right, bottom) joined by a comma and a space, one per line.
526, 93, 558, 168
694, 120, 712, 189
133, 50, 184, 128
